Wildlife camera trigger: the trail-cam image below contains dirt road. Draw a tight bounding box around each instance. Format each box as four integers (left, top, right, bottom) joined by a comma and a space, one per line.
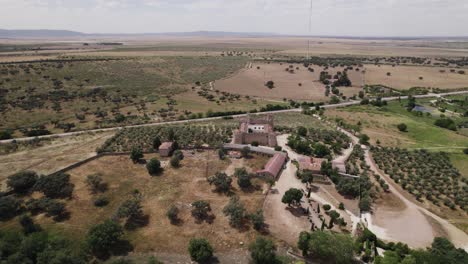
2, 91, 466, 144
336, 125, 468, 250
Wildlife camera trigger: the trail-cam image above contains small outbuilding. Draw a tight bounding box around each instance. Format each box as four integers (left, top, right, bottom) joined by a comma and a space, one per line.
298, 156, 326, 174
256, 153, 287, 179
159, 142, 174, 157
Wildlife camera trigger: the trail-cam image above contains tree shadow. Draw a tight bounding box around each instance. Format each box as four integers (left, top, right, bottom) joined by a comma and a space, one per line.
285, 206, 307, 217
53, 211, 71, 222
194, 214, 216, 225
124, 214, 150, 230
110, 239, 134, 257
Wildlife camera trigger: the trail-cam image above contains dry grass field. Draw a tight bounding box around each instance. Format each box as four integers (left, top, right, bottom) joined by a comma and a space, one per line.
0, 132, 114, 181
16, 151, 272, 253
215, 62, 364, 101
365, 65, 468, 90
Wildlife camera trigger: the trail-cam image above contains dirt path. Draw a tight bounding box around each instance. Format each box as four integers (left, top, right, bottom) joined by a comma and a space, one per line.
263, 134, 359, 245
335, 125, 468, 250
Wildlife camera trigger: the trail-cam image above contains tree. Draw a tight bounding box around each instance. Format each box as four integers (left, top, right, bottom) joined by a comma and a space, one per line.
19, 214, 40, 234
188, 238, 213, 263
358, 91, 365, 99
173, 150, 184, 160
170, 156, 181, 168
152, 137, 161, 150
146, 158, 162, 175
241, 146, 250, 158
297, 126, 308, 137
298, 231, 312, 256
313, 143, 331, 158
223, 196, 246, 228
130, 146, 143, 163
464, 148, 468, 155
34, 173, 74, 199
322, 204, 331, 211
85, 173, 105, 193
265, 81, 275, 89
235, 168, 252, 189
250, 210, 265, 231
300, 171, 314, 185
300, 231, 354, 264
397, 123, 408, 132
0, 196, 21, 220
0, 130, 12, 140
359, 134, 370, 145
249, 237, 278, 264
87, 220, 123, 254
281, 188, 303, 206
166, 205, 179, 224
191, 200, 211, 220
359, 196, 372, 212
208, 172, 232, 193
7, 171, 38, 194
117, 198, 143, 223
45, 200, 66, 220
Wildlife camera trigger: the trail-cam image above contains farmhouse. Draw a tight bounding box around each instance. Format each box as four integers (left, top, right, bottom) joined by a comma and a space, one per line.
297, 156, 326, 174
233, 115, 277, 147
159, 142, 174, 157
257, 153, 287, 178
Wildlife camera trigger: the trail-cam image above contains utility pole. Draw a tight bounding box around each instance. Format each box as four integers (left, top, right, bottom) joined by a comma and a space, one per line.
307, 0, 313, 61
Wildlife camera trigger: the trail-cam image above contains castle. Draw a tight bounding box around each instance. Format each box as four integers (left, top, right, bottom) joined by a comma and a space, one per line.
233, 115, 277, 147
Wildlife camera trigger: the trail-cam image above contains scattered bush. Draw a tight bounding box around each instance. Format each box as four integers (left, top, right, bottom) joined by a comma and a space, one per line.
146, 158, 162, 175
188, 238, 213, 263
7, 171, 38, 193
34, 173, 74, 198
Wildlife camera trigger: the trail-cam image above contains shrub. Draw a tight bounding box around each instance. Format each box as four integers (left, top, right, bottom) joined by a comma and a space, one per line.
34, 173, 74, 198
397, 123, 408, 132
147, 158, 162, 175
463, 148, 468, 155
191, 200, 211, 220
7, 171, 38, 193
251, 141, 259, 147
434, 118, 457, 131
0, 130, 12, 140
188, 238, 213, 263
94, 196, 109, 207
323, 204, 331, 211
85, 173, 106, 193
166, 205, 179, 224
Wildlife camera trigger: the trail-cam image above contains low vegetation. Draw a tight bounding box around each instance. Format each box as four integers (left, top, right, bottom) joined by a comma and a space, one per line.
372, 147, 466, 211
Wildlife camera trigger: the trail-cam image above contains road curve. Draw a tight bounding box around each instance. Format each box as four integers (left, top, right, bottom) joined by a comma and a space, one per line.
1, 90, 467, 144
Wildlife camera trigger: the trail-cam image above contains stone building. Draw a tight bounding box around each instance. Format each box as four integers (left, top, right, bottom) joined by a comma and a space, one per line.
233, 115, 277, 147
159, 142, 174, 157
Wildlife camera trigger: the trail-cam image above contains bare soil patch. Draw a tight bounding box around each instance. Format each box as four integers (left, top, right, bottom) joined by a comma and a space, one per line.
365, 64, 468, 90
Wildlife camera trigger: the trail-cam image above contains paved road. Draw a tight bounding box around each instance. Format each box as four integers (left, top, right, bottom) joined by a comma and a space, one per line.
1, 90, 467, 144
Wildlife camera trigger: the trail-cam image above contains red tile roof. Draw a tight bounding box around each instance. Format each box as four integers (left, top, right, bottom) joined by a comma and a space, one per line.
159, 142, 174, 150
257, 153, 287, 177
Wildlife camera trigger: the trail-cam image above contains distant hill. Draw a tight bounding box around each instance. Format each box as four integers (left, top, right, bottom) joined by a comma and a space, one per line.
0, 29, 277, 39
1, 29, 467, 40
0, 29, 85, 38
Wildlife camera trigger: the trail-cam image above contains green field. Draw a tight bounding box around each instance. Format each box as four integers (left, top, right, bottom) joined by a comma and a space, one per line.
327, 100, 468, 176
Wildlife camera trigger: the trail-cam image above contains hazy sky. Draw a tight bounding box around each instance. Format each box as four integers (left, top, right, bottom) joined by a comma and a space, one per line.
1, 0, 467, 36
